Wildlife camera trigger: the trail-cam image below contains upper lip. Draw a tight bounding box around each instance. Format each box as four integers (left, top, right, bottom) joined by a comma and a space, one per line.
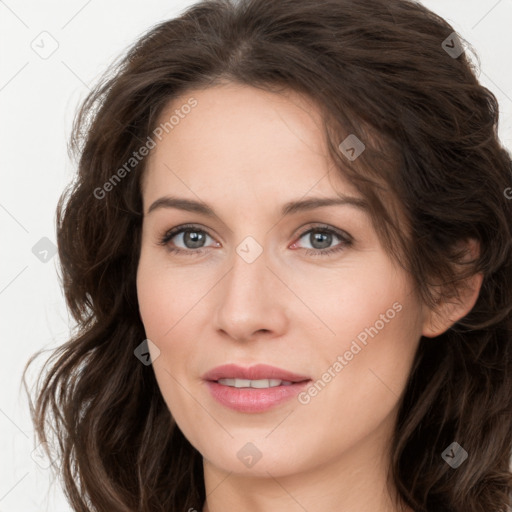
202, 364, 311, 383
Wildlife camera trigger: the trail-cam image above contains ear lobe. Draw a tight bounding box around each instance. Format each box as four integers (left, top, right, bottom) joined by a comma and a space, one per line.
422, 239, 483, 338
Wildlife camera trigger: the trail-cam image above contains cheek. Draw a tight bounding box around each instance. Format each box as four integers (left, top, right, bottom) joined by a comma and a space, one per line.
136, 253, 208, 387
293, 296, 420, 460
307, 257, 421, 395
136, 266, 169, 340
136, 250, 204, 340
136, 257, 200, 422
296, 256, 412, 343
329, 304, 420, 417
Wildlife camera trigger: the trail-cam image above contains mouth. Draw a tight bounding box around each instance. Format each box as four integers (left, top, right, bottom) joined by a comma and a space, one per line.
202, 363, 311, 383
214, 377, 305, 388
202, 364, 312, 413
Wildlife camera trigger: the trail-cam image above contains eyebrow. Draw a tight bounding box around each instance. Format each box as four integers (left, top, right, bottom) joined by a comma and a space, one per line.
147, 195, 369, 217
281, 195, 369, 216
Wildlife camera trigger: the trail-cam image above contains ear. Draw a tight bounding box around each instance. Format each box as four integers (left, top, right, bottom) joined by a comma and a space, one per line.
422, 238, 483, 338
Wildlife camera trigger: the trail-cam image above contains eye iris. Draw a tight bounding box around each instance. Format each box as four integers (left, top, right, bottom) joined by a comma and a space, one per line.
310, 231, 332, 249
184, 230, 206, 249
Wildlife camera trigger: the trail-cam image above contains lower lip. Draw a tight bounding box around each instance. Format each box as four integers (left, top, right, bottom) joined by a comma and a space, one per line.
205, 380, 311, 413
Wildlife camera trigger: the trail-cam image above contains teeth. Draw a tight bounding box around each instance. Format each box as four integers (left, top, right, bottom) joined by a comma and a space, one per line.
217, 378, 293, 388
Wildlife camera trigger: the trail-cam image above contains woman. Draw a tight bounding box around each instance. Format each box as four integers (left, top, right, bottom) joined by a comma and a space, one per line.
23, 0, 512, 511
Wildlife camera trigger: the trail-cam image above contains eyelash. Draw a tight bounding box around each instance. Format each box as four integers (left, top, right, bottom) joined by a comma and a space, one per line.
157, 223, 353, 257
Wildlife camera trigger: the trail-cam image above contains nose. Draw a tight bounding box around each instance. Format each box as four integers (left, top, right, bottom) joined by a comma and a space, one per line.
213, 242, 289, 343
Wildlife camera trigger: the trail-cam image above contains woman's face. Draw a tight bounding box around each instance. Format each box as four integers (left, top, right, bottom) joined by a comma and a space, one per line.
136, 83, 427, 478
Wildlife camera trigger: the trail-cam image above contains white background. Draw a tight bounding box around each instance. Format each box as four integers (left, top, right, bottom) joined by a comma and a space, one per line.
1, 1, 511, 510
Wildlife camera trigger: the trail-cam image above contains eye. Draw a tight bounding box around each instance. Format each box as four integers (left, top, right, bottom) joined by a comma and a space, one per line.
291, 225, 352, 257
157, 223, 352, 257
157, 224, 219, 255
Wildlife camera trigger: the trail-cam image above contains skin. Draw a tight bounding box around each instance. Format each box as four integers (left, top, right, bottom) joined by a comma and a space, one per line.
136, 83, 482, 512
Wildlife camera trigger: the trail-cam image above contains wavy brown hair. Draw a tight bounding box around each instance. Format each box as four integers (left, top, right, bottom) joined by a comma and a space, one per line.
22, 0, 512, 510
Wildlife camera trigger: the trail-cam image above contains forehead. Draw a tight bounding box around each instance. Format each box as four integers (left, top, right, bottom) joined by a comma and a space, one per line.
141, 83, 361, 207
